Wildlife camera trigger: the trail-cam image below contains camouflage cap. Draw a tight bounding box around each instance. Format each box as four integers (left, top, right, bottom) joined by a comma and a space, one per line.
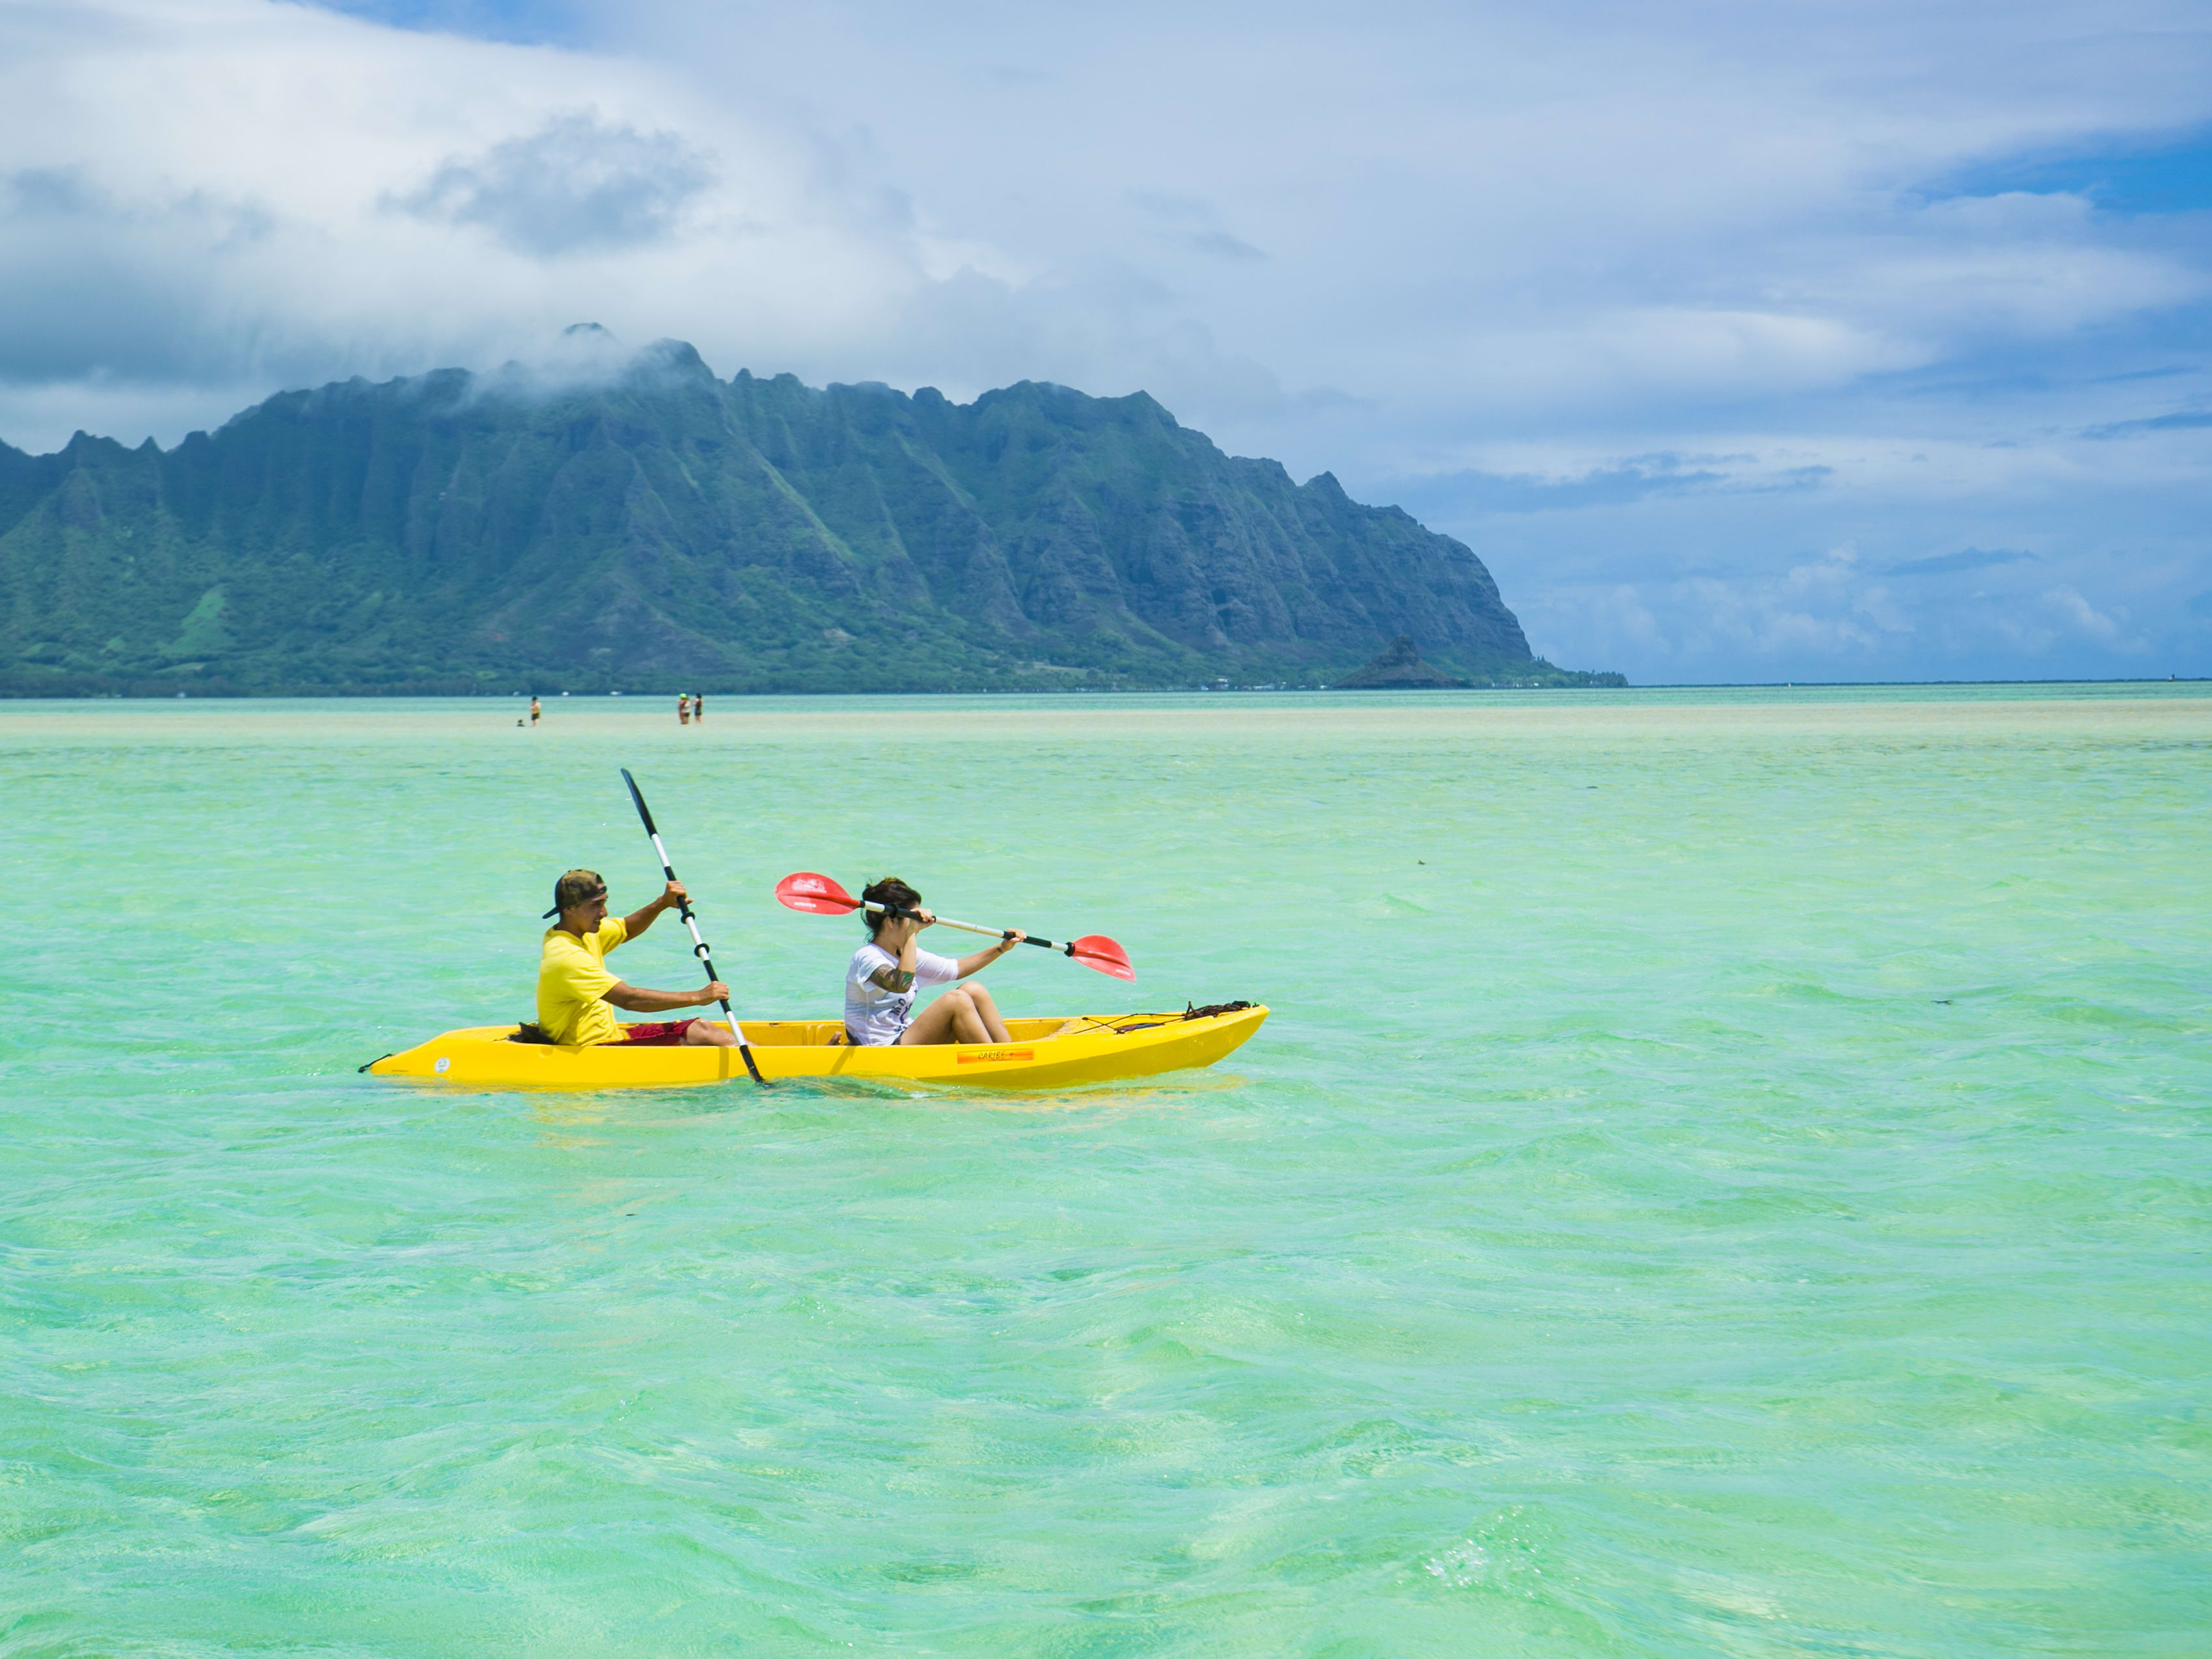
544, 868, 608, 919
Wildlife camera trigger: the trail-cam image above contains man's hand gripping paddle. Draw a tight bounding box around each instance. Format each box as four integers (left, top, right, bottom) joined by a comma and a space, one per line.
774, 872, 1136, 981
621, 768, 769, 1086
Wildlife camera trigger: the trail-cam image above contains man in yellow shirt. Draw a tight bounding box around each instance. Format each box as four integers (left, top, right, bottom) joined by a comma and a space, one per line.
536, 868, 742, 1048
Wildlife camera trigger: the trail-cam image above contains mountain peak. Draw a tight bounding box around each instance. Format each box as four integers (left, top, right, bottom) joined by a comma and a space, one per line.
0, 364, 1621, 695
628, 338, 714, 380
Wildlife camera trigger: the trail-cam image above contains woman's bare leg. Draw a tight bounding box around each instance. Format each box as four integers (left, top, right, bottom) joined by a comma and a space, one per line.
899, 988, 989, 1045
959, 981, 1013, 1043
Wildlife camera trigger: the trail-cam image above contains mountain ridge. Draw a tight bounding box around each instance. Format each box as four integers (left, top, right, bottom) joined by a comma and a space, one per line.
0, 340, 1622, 694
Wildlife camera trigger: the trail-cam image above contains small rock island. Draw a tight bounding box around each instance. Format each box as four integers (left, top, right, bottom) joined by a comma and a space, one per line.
1334, 636, 1471, 689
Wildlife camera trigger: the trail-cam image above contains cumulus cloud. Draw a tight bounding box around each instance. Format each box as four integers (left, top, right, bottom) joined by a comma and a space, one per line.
2043, 585, 2141, 650
0, 0, 945, 432
1, 0, 2207, 679
391, 115, 715, 254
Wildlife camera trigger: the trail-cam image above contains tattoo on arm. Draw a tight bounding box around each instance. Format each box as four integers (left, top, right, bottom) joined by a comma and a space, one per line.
870, 967, 915, 993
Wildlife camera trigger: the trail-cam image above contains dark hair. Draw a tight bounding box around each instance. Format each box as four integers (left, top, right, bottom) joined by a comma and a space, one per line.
860, 877, 921, 937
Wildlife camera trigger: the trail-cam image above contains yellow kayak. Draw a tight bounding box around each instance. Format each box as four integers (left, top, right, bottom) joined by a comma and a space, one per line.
366, 1004, 1268, 1090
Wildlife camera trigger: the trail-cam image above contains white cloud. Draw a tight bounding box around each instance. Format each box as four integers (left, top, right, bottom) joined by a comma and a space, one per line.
2043, 584, 2144, 650
389, 114, 716, 254
0, 0, 954, 438
1, 0, 2207, 678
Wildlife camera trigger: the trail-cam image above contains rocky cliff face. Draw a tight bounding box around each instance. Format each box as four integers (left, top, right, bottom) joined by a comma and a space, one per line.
0, 341, 1598, 694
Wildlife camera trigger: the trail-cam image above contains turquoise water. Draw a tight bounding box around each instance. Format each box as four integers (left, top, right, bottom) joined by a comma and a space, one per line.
6, 688, 2208, 1655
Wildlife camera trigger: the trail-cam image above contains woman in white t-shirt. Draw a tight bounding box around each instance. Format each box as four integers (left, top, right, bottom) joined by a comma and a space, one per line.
843, 876, 1024, 1045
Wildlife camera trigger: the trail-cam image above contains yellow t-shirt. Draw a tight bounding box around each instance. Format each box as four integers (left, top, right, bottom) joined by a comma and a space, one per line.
537, 918, 629, 1046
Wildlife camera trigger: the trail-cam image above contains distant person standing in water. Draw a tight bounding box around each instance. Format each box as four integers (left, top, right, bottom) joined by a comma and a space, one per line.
677, 692, 690, 726
529, 696, 541, 727
692, 691, 704, 722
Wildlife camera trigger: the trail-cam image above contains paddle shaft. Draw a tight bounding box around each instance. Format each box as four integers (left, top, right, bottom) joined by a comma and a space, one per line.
860, 898, 1088, 961
620, 769, 768, 1086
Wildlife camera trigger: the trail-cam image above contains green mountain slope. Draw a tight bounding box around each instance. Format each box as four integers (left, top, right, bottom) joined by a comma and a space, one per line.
0, 341, 1620, 694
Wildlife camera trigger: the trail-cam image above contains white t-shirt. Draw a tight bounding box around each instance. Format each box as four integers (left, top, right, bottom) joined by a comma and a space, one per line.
845, 942, 960, 1045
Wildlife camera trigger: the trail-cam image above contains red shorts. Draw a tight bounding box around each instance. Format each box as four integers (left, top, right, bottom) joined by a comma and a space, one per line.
614, 1019, 699, 1047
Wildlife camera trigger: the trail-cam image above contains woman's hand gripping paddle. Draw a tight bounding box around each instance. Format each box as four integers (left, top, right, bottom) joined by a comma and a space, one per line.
774, 872, 1136, 981
621, 768, 769, 1085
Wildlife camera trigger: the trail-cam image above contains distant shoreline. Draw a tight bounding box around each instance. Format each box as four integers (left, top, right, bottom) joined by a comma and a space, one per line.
3, 676, 2206, 704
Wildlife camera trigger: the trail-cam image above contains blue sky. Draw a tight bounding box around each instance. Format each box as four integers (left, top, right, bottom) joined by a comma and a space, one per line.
1, 0, 2207, 681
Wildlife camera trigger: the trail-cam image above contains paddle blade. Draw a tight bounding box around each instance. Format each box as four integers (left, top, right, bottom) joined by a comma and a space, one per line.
776, 871, 861, 916
620, 767, 657, 835
1070, 935, 1136, 981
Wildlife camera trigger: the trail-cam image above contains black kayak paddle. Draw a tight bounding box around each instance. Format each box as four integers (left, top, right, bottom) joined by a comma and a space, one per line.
621, 767, 767, 1086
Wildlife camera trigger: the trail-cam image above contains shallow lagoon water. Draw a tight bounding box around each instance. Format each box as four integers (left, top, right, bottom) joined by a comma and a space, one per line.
5, 687, 2209, 1655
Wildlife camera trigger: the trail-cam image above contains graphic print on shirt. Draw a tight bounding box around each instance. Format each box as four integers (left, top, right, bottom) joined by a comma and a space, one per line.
844, 942, 960, 1045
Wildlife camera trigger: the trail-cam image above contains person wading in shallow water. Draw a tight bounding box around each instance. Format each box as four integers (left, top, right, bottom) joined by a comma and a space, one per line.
677, 692, 690, 726
843, 877, 1023, 1045
692, 691, 704, 722
533, 869, 740, 1048
528, 696, 541, 727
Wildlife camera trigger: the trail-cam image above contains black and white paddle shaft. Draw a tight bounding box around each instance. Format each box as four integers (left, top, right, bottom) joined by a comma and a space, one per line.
620, 767, 768, 1086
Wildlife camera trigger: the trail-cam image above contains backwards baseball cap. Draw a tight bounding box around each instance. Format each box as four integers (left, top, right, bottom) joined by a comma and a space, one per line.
544, 868, 608, 919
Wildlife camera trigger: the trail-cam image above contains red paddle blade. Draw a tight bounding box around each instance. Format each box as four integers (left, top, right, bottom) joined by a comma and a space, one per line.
1070, 935, 1136, 981
776, 871, 861, 915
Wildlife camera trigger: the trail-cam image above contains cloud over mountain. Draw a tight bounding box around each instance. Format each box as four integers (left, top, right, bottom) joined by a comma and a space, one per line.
392, 115, 715, 254
0, 0, 2206, 681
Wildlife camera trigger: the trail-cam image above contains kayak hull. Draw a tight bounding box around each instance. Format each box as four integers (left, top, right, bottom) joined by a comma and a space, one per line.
366, 1006, 1267, 1090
